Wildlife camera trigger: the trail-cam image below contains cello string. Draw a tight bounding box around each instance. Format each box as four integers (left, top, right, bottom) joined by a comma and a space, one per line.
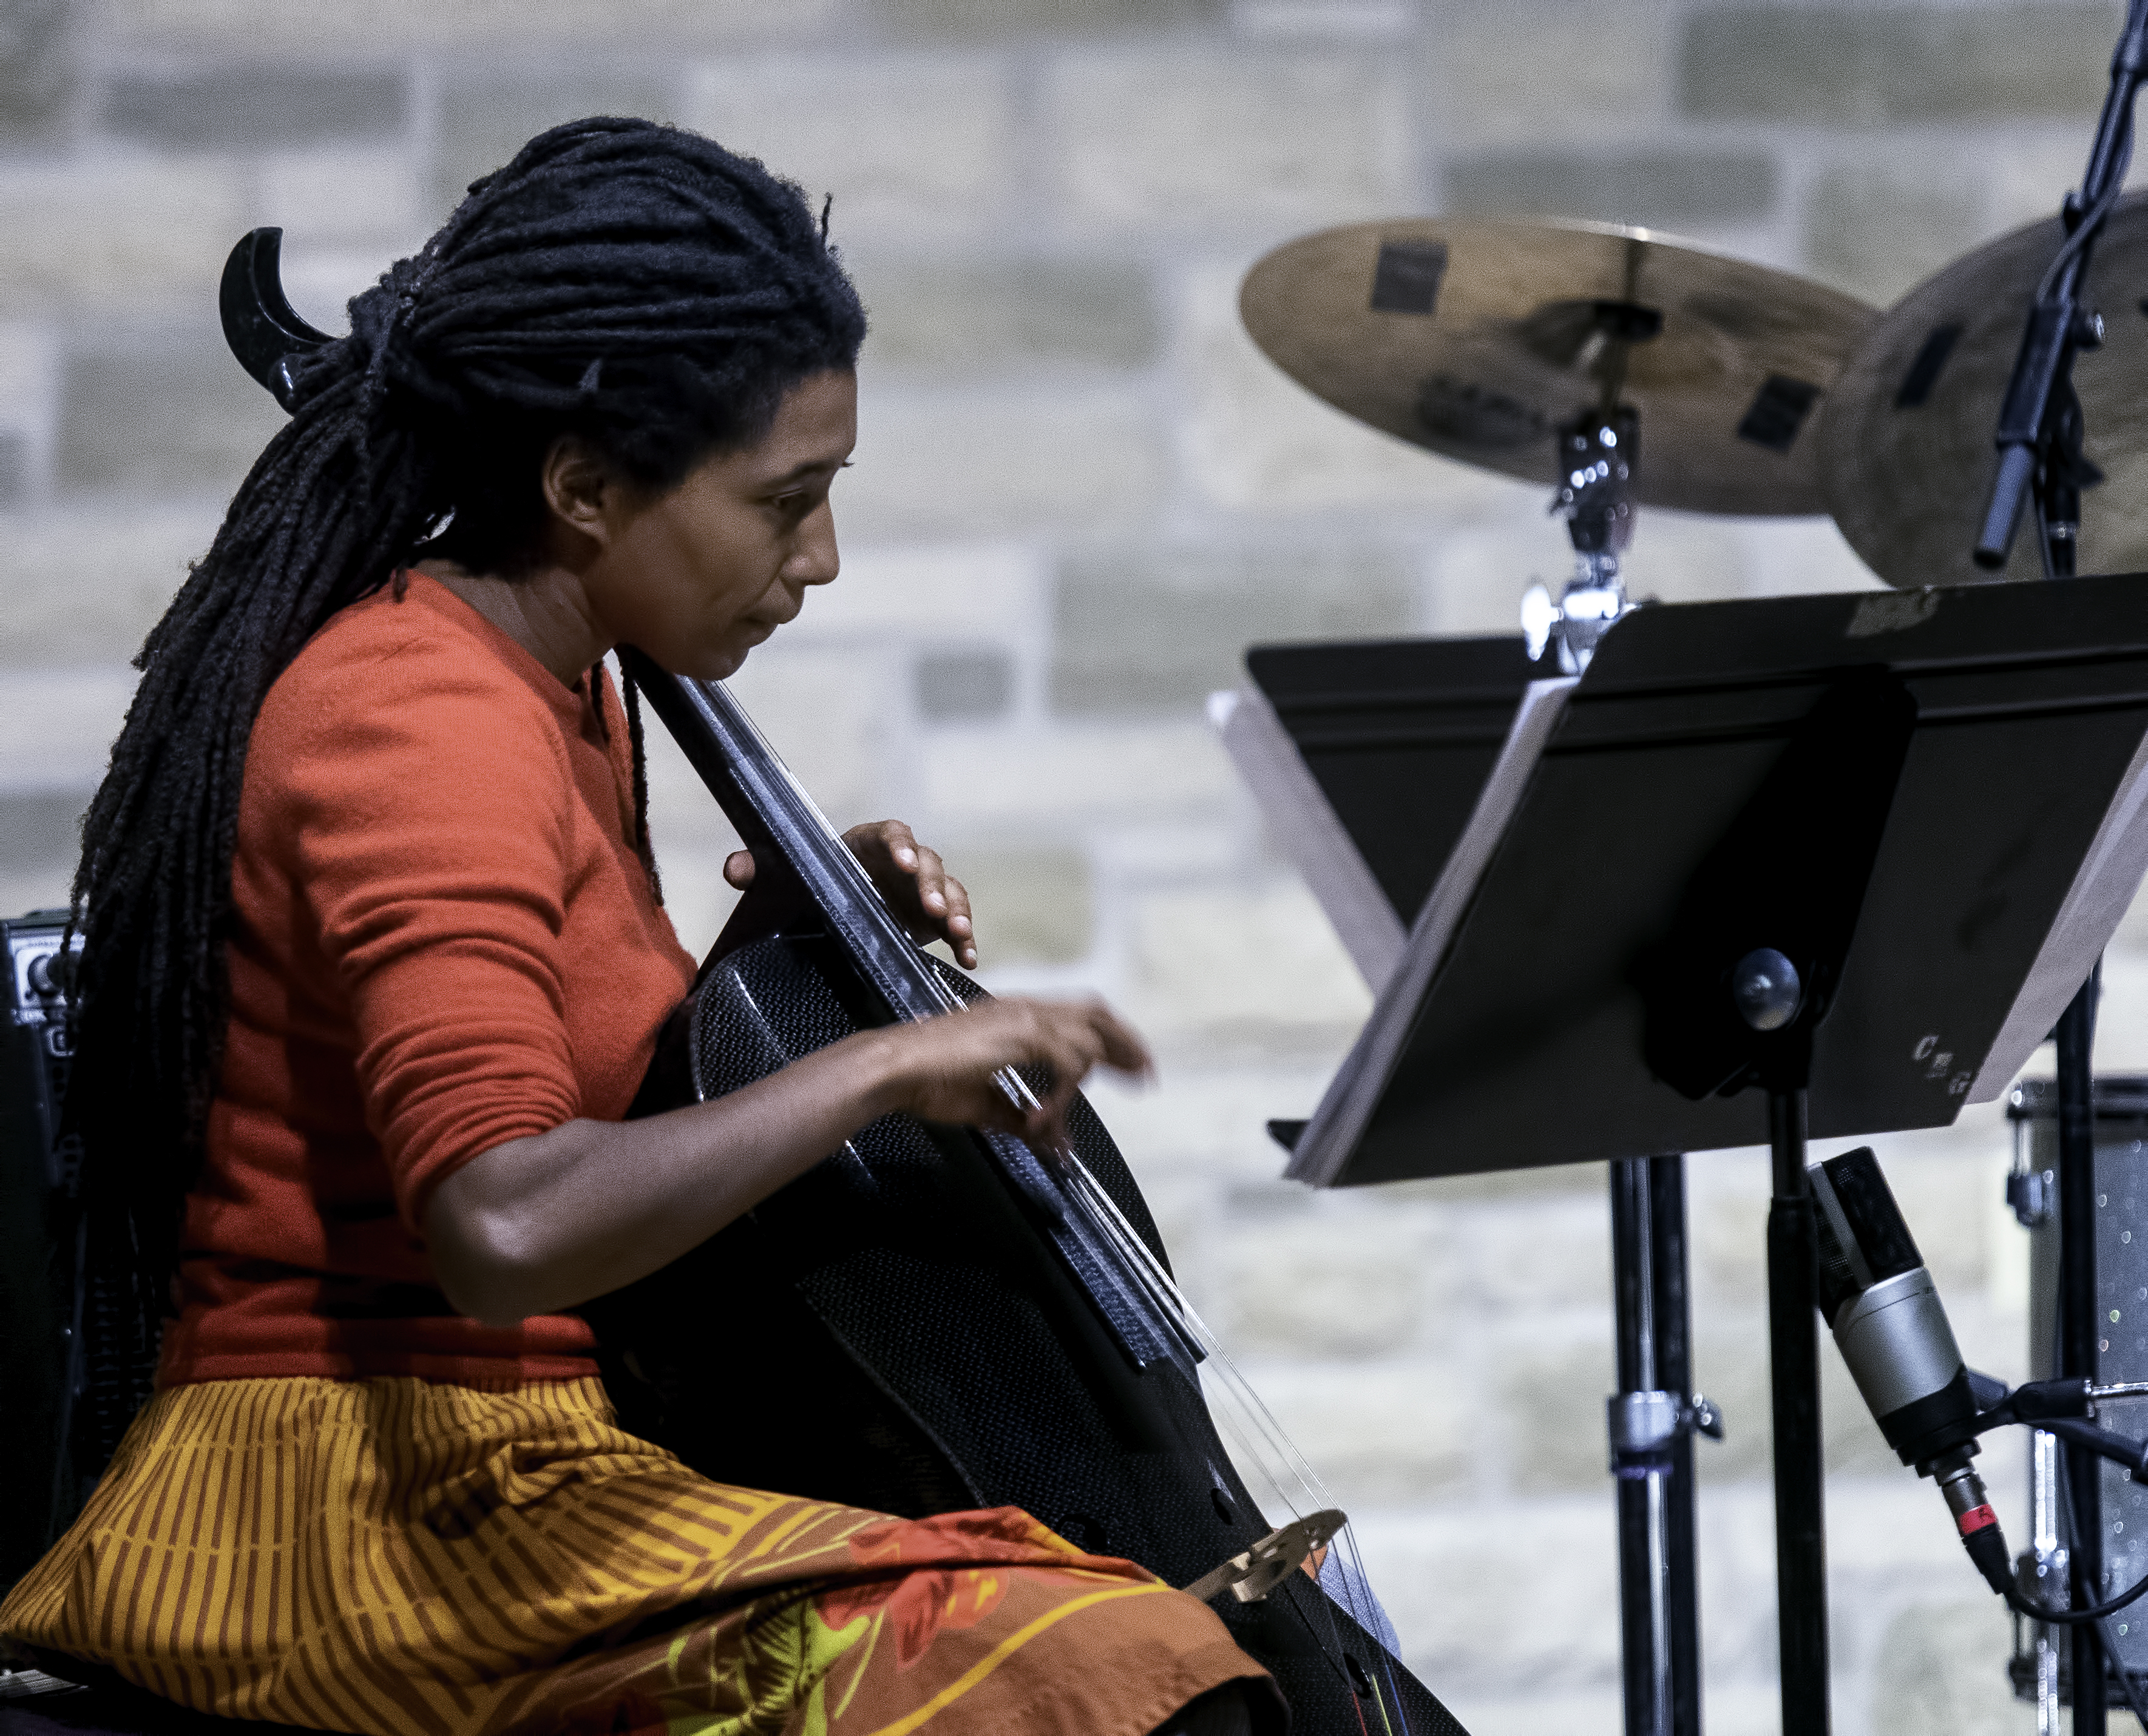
1061, 1160, 1405, 1664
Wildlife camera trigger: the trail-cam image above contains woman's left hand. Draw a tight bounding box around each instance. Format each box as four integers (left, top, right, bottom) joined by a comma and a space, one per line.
724, 819, 976, 968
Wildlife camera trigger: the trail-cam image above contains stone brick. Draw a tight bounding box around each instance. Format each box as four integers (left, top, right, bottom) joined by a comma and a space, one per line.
1804, 154, 1989, 307
55, 322, 286, 496
1442, 146, 1779, 229
0, 433, 29, 507
1437, 1690, 1630, 1736
794, 542, 1042, 640
1123, 880, 1373, 1038
1043, 50, 1414, 229
947, 845, 1093, 965
1349, 1502, 1623, 1689
433, 71, 682, 215
0, 0, 75, 142
100, 66, 405, 150
1214, 1209, 1437, 1357
1178, 257, 1540, 516
1734, 516, 1888, 599
913, 649, 1015, 721
721, 640, 905, 830
1866, 1598, 2028, 1736
0, 319, 54, 486
685, 56, 1017, 238
841, 385, 1167, 541
0, 789, 84, 876
915, 722, 1239, 823
1425, 522, 1571, 638
1457, 1194, 1610, 1313
1051, 544, 1415, 716
1232, 0, 1417, 39
876, 0, 1219, 37
1224, 1358, 1475, 1503
0, 158, 246, 313
0, 503, 221, 665
1429, 1, 1678, 148
1985, 132, 2109, 240
1614, 513, 1751, 609
1496, 1329, 1616, 1492
1868, 1149, 1997, 1294
1080, 1062, 1345, 1184
849, 255, 1159, 377
110, 0, 831, 49
1681, 4, 2117, 127
257, 150, 424, 249
1689, 1164, 1769, 1312
2100, 944, 2148, 1072
0, 651, 131, 775
1391, 1160, 1608, 1203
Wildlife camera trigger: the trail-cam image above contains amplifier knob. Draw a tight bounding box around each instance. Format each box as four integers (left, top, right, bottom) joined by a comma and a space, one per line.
27, 953, 63, 998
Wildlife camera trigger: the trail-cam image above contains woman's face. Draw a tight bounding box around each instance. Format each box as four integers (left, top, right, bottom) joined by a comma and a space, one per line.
583, 368, 858, 681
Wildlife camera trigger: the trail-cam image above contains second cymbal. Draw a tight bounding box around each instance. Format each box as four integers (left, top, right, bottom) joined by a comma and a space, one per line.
1241, 217, 1878, 516
1821, 191, 2148, 589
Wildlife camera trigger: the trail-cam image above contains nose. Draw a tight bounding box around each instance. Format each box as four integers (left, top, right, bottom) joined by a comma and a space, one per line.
785, 499, 841, 589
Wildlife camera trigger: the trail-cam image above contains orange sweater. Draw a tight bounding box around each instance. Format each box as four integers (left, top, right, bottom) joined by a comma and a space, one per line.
159, 575, 697, 1386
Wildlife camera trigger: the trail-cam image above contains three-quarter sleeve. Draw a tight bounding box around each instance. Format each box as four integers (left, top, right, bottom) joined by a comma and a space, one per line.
256, 630, 588, 1233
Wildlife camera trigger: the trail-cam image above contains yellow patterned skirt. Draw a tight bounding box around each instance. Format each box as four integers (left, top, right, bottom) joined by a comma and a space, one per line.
0, 1376, 1266, 1735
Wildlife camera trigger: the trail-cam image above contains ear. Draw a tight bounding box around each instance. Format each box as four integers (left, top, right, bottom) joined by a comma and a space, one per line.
538, 436, 624, 549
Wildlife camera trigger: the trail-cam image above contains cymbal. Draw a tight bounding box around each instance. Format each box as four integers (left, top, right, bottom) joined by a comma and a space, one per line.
1820, 191, 2148, 589
1240, 217, 1878, 516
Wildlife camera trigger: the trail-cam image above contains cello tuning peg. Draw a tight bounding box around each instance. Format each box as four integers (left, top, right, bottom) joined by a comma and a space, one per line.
219, 227, 336, 410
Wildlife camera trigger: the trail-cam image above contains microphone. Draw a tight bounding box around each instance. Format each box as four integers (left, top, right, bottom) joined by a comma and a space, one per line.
1808, 1147, 2012, 1594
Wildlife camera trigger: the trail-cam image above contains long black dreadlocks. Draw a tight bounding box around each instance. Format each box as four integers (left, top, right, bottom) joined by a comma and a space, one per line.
66, 117, 868, 1336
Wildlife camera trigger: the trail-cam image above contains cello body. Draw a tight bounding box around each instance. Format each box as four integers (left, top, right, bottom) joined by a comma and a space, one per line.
579, 663, 1469, 1736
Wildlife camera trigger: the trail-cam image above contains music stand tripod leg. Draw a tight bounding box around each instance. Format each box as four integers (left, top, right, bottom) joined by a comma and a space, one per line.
1609, 1154, 1706, 1736
1767, 1086, 1829, 1736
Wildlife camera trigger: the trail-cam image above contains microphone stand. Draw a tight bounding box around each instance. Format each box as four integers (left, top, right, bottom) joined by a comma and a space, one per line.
1973, 0, 2145, 579
1976, 16, 2146, 1731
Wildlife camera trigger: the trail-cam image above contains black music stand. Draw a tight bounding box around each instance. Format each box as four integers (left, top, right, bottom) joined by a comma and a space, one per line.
1222, 632, 1708, 1736
1224, 576, 2148, 1736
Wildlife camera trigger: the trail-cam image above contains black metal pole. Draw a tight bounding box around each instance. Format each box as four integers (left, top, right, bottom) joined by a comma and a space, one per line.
1650, 1153, 1703, 1736
1612, 1158, 1672, 1736
1767, 1087, 1828, 1736
2059, 968, 2105, 1733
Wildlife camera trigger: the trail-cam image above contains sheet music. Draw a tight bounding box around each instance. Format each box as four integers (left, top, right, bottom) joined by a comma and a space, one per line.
1284, 676, 1577, 1186
1970, 720, 2148, 1101
1210, 687, 1404, 991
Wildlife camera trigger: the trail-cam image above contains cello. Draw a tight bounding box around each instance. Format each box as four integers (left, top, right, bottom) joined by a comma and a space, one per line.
221, 227, 1468, 1736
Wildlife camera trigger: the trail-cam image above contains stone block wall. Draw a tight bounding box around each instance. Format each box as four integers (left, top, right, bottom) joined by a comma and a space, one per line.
4, 1, 2139, 1730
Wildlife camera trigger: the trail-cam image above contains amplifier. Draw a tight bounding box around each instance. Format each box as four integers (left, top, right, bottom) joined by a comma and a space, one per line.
0, 910, 83, 1591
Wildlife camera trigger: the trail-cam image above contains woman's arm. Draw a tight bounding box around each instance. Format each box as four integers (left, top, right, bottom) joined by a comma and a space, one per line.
424, 994, 1147, 1326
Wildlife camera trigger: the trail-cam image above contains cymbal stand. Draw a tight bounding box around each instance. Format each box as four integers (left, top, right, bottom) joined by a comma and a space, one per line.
1524, 297, 1658, 675
1974, 0, 2144, 579
1525, 404, 1642, 674
1978, 12, 2147, 1732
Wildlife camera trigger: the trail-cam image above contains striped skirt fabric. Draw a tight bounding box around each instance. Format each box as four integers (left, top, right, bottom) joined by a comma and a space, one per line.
0, 1376, 1265, 1735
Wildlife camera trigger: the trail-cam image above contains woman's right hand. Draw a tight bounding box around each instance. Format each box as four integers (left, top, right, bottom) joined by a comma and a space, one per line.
867, 996, 1152, 1152
430, 992, 1151, 1326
